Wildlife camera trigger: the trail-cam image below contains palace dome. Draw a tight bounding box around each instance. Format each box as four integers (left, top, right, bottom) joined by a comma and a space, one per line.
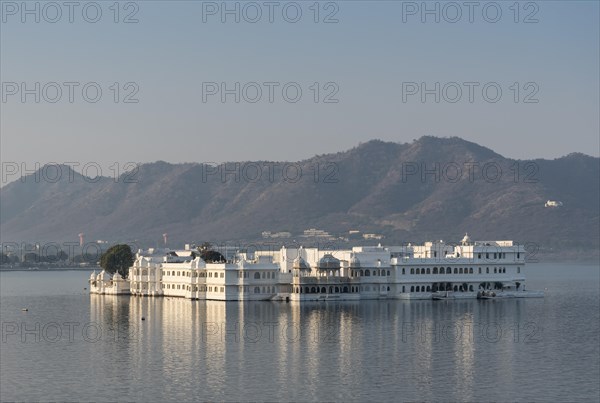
318, 254, 340, 270
293, 256, 310, 270
349, 255, 361, 268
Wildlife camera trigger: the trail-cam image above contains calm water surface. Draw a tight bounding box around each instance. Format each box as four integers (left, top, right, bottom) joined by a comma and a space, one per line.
1, 264, 598, 402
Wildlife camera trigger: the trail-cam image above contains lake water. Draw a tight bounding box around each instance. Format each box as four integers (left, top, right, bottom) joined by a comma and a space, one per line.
1, 264, 598, 401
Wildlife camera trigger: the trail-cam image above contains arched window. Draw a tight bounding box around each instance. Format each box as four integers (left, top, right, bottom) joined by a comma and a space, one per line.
486, 268, 489, 273
433, 267, 438, 274
360, 270, 364, 276
459, 268, 463, 274
321, 287, 326, 293
494, 268, 497, 273
402, 286, 405, 292
254, 272, 260, 279
469, 268, 473, 274
454, 268, 458, 274
446, 267, 451, 274
410, 286, 414, 292
254, 287, 260, 293
365, 270, 370, 276
410, 268, 414, 274
426, 286, 431, 292
343, 286, 348, 293
402, 268, 405, 274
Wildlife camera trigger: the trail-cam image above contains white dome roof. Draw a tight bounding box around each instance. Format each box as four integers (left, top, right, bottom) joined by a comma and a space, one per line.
293, 256, 310, 270
97, 270, 110, 281
461, 233, 471, 244
89, 270, 96, 280
350, 255, 361, 268
318, 254, 340, 270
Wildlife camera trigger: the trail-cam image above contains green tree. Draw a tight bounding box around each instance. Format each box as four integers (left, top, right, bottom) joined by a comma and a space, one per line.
100, 244, 134, 278
196, 243, 225, 263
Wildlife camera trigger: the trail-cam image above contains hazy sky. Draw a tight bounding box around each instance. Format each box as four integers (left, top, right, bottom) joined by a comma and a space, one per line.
1, 1, 599, 176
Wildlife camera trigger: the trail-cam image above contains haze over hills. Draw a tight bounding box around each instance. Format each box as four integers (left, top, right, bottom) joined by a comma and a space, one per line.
1, 137, 598, 261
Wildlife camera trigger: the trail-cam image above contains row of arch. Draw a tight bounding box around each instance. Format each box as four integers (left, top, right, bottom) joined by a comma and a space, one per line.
404, 267, 508, 275
405, 283, 475, 293
292, 285, 392, 294
350, 269, 391, 277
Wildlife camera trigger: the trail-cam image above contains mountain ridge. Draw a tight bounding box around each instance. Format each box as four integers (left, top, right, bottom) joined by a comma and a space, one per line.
1, 137, 598, 261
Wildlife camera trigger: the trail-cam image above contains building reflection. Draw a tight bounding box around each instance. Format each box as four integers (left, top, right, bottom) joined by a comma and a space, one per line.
89, 296, 523, 400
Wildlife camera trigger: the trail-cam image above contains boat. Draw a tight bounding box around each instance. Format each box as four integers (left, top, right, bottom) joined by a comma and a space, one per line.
432, 291, 455, 300
477, 290, 497, 299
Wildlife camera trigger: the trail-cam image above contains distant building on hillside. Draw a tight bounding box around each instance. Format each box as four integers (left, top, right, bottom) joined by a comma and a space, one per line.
302, 228, 332, 238
363, 233, 384, 240
545, 200, 563, 208
262, 231, 292, 239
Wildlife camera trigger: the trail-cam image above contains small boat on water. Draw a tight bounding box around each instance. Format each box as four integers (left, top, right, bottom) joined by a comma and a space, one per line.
432, 291, 455, 300
477, 290, 497, 299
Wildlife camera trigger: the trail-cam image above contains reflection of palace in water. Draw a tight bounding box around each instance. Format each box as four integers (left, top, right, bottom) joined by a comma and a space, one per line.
88, 293, 528, 400
90, 234, 543, 301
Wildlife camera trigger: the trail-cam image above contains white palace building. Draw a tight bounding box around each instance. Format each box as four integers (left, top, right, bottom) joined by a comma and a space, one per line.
89, 234, 544, 301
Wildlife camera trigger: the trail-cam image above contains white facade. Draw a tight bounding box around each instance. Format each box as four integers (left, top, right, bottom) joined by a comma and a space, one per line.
90, 236, 542, 301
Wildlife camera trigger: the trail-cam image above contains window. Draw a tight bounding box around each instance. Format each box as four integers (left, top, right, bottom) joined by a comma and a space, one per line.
220, 273, 224, 278
410, 268, 414, 274
486, 268, 489, 273
254, 287, 260, 293
254, 272, 260, 279
478, 267, 481, 274
402, 268, 405, 275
